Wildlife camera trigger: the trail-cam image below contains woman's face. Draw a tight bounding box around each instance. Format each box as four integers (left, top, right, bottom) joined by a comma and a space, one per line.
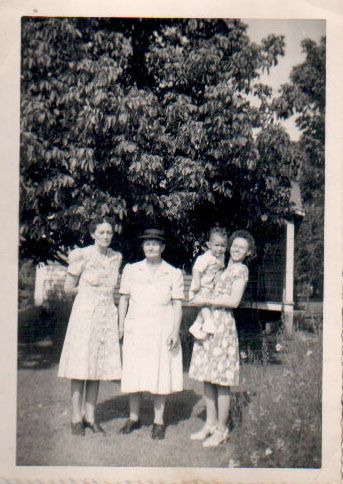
143, 239, 165, 260
230, 237, 250, 263
91, 222, 113, 249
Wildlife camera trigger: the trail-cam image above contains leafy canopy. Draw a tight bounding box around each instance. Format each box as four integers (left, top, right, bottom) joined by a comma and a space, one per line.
21, 18, 299, 267
273, 37, 325, 297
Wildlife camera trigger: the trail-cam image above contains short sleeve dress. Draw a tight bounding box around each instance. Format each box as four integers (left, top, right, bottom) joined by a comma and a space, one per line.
58, 245, 122, 380
189, 250, 225, 299
119, 259, 184, 395
189, 262, 248, 386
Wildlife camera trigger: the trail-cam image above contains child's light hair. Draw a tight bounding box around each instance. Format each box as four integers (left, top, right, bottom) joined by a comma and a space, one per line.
208, 226, 228, 241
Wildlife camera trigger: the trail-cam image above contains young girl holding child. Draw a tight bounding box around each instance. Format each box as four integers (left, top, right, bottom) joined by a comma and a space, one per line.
189, 230, 256, 447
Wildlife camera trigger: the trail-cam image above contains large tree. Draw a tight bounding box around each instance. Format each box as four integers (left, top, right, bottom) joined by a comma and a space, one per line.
20, 18, 299, 268
272, 37, 325, 298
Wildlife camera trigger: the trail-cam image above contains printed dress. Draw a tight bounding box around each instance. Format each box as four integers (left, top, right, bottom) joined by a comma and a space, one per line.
119, 259, 184, 395
58, 245, 122, 380
189, 262, 249, 386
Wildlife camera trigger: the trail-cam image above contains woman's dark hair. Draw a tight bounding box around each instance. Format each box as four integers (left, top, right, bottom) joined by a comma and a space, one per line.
208, 226, 228, 241
228, 230, 256, 263
89, 216, 115, 235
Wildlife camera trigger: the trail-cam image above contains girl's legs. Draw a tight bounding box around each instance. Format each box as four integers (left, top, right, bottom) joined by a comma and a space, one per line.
191, 382, 217, 439
71, 379, 85, 423
202, 384, 230, 447
153, 394, 166, 425
217, 385, 231, 432
129, 392, 142, 421
84, 380, 100, 423
204, 382, 217, 427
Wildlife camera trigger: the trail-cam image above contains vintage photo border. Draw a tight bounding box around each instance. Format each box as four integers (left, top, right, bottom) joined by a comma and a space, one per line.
1, 0, 342, 482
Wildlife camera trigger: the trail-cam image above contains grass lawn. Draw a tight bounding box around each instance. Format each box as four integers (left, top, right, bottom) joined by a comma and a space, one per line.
17, 318, 322, 468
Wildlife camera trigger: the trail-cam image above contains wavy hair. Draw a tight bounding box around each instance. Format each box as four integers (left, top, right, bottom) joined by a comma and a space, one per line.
228, 230, 256, 263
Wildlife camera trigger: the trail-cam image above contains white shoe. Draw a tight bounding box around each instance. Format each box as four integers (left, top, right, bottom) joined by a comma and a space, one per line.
190, 424, 217, 440
202, 318, 216, 334
202, 428, 229, 447
189, 323, 207, 340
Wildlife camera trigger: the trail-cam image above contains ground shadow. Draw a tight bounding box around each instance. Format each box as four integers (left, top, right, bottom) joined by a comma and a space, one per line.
96, 389, 201, 429
18, 306, 69, 370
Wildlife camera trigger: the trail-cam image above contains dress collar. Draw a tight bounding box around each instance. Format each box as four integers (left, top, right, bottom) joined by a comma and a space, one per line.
140, 258, 171, 276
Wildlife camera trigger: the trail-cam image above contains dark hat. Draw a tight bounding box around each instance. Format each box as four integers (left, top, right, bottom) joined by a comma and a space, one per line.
138, 228, 165, 241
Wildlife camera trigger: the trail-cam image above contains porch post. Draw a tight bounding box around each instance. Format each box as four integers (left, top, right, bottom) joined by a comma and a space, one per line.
283, 219, 295, 334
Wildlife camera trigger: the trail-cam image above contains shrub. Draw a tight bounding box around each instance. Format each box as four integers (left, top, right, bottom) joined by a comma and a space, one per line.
233, 326, 322, 468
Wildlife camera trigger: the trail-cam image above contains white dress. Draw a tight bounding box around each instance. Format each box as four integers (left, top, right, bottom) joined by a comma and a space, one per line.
58, 245, 122, 380
119, 259, 184, 394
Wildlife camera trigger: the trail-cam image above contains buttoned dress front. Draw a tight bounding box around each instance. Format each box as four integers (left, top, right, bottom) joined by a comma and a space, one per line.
120, 259, 184, 395
58, 245, 122, 380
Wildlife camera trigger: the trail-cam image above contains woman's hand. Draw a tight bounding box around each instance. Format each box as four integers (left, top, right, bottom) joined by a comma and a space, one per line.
189, 296, 211, 307
167, 332, 179, 351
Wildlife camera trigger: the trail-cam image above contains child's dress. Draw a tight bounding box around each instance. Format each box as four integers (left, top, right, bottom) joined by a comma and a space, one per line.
58, 245, 122, 380
189, 250, 225, 301
189, 262, 248, 386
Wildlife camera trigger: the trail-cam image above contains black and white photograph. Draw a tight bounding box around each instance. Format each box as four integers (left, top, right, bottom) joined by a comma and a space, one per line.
0, 1, 342, 483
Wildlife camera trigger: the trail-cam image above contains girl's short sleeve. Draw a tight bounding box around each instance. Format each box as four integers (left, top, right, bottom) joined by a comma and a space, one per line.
67, 248, 84, 277
171, 269, 185, 300
223, 264, 249, 294
119, 263, 132, 295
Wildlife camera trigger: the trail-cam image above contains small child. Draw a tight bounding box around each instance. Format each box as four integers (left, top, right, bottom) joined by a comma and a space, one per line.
189, 227, 228, 340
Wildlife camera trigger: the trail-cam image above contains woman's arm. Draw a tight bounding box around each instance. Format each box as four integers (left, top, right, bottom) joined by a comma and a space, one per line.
190, 277, 247, 309
64, 274, 79, 296
167, 299, 183, 349
118, 294, 130, 340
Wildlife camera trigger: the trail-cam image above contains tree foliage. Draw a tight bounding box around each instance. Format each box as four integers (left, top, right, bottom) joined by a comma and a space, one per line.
273, 37, 325, 297
20, 18, 299, 267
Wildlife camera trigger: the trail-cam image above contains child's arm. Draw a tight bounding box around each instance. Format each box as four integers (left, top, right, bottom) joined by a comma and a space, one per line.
191, 269, 202, 294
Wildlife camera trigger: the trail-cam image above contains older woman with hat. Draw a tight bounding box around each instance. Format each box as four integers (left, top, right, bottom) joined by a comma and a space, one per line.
118, 228, 184, 440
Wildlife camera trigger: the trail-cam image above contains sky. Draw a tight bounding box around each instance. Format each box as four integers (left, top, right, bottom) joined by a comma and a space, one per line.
243, 19, 326, 140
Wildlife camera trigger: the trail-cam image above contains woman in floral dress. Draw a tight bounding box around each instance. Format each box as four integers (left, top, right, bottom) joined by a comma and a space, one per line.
189, 230, 256, 447
58, 217, 122, 436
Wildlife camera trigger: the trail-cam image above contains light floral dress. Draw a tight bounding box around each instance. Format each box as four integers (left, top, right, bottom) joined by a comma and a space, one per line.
58, 245, 122, 380
189, 262, 248, 386
119, 259, 184, 394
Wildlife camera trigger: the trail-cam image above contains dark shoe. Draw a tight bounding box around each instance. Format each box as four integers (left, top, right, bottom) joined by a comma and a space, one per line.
83, 418, 106, 434
71, 421, 85, 436
119, 418, 141, 434
151, 423, 165, 440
